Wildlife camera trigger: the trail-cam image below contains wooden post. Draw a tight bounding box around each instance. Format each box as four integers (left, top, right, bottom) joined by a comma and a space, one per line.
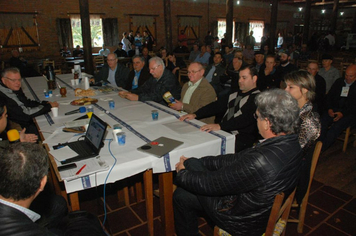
330, 0, 339, 33
270, 0, 278, 53
163, 0, 173, 52
79, 0, 94, 75
226, 0, 233, 45
303, 0, 312, 45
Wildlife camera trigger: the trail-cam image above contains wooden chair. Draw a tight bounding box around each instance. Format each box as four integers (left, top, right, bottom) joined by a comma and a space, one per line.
337, 126, 356, 153
178, 68, 188, 86
339, 62, 352, 77
54, 68, 62, 74
93, 56, 105, 72
296, 60, 308, 69
288, 141, 322, 233
214, 189, 296, 236
43, 60, 55, 68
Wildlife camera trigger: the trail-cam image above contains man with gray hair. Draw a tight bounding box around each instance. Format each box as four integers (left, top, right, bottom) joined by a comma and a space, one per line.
174, 89, 302, 236
119, 57, 181, 105
124, 55, 150, 91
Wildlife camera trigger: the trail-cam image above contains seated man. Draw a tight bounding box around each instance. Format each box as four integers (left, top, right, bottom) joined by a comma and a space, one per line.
223, 44, 234, 64
307, 61, 326, 115
194, 45, 210, 66
124, 55, 150, 91
119, 57, 181, 106
319, 64, 356, 152
318, 54, 340, 93
173, 41, 190, 54
98, 44, 110, 57
166, 52, 186, 77
180, 65, 260, 152
72, 45, 84, 57
114, 42, 128, 58
9, 49, 28, 77
60, 46, 71, 57
275, 49, 297, 88
0, 67, 59, 134
170, 62, 216, 124
189, 44, 200, 62
242, 44, 254, 62
254, 50, 265, 73
91, 53, 129, 88
142, 47, 152, 66
257, 55, 278, 91
204, 52, 226, 95
0, 100, 38, 150
174, 89, 302, 236
0, 143, 67, 235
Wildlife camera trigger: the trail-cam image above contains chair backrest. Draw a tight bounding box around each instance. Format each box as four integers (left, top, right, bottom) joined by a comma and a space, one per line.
178, 68, 188, 86
43, 60, 55, 68
264, 188, 296, 236
93, 56, 105, 65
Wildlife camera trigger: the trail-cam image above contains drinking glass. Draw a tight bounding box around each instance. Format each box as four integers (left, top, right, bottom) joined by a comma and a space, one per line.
60, 87, 67, 97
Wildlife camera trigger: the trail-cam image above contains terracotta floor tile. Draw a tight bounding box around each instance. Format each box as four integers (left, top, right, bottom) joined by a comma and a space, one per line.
99, 207, 142, 234
343, 198, 356, 214
286, 221, 311, 236
130, 197, 161, 221
321, 186, 353, 201
302, 204, 330, 228
327, 209, 356, 235
309, 180, 324, 194
128, 219, 165, 236
308, 190, 345, 213
307, 223, 349, 236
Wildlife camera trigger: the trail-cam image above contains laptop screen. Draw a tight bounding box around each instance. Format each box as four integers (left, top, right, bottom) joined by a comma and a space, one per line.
85, 114, 107, 151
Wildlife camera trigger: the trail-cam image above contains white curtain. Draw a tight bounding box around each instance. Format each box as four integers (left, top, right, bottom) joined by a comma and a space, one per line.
179, 17, 199, 27
132, 16, 154, 27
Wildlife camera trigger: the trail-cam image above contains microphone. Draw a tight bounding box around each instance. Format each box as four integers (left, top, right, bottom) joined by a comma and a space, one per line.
7, 129, 20, 143
65, 107, 86, 115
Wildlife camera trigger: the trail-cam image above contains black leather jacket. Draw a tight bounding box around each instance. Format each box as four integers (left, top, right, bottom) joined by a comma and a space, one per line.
0, 203, 55, 236
176, 134, 302, 235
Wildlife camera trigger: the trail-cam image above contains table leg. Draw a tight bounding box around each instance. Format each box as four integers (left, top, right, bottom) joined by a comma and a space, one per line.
159, 172, 175, 236
144, 169, 154, 236
69, 192, 80, 211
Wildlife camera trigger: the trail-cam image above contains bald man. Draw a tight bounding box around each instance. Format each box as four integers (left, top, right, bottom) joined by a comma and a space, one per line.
307, 62, 326, 115
319, 64, 356, 152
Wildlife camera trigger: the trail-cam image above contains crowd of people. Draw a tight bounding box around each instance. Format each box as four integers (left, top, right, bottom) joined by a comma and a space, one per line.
0, 27, 355, 235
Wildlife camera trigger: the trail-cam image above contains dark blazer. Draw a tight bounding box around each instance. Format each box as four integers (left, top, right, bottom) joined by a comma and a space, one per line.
94, 63, 129, 88
0, 202, 55, 236
124, 67, 151, 91
132, 68, 181, 106
204, 63, 226, 93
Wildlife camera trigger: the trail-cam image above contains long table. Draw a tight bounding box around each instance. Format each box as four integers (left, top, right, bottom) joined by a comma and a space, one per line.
22, 73, 235, 235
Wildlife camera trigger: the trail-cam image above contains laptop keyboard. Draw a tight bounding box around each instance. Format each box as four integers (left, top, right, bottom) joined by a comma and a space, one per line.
67, 141, 94, 156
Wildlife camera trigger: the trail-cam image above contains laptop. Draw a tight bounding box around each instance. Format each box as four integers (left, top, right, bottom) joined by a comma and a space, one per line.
60, 113, 107, 164
137, 137, 184, 158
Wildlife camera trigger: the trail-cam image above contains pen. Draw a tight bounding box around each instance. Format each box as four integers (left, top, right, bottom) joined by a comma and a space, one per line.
75, 164, 86, 175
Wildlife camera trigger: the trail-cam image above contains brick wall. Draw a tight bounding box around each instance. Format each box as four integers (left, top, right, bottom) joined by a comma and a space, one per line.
0, 0, 298, 64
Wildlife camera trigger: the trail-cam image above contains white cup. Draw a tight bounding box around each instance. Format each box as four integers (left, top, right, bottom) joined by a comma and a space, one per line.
71, 79, 75, 86
71, 68, 75, 74
51, 107, 58, 117
75, 79, 79, 85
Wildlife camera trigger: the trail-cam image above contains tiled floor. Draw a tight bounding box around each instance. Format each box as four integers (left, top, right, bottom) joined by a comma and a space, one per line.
77, 142, 356, 236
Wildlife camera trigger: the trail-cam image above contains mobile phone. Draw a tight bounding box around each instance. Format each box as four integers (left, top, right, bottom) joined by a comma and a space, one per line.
58, 163, 77, 172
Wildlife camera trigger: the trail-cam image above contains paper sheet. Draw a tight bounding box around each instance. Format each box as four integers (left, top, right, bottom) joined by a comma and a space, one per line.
58, 157, 109, 181
50, 146, 78, 162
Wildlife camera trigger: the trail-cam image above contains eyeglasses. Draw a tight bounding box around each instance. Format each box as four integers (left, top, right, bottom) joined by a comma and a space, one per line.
149, 64, 161, 71
187, 69, 201, 75
4, 77, 22, 83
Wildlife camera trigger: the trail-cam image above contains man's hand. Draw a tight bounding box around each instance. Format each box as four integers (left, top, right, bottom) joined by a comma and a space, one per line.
175, 155, 188, 173
170, 100, 183, 111
19, 128, 38, 143
118, 91, 129, 98
172, 67, 180, 75
49, 101, 59, 107
333, 112, 343, 122
179, 114, 196, 121
119, 91, 139, 101
89, 78, 95, 83
328, 109, 335, 118
200, 124, 221, 133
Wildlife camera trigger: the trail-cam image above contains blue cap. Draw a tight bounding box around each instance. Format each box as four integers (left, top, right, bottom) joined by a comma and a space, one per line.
79, 107, 86, 113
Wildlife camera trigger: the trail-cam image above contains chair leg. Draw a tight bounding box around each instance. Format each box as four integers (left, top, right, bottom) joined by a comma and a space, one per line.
297, 194, 309, 233
343, 127, 351, 153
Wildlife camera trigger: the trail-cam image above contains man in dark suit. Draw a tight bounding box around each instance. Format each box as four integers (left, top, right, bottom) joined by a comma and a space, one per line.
91, 53, 129, 88
124, 55, 150, 91
204, 52, 226, 95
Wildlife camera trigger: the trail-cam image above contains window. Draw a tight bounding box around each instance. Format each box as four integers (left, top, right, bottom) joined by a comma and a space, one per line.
217, 20, 235, 43
71, 15, 103, 47
249, 20, 264, 43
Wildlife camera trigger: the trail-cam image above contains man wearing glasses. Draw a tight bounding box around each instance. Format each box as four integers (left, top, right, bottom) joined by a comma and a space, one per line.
0, 67, 58, 134
90, 53, 129, 88
119, 57, 181, 106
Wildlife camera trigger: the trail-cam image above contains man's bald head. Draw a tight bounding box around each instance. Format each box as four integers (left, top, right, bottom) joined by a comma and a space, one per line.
307, 62, 319, 76
345, 64, 356, 84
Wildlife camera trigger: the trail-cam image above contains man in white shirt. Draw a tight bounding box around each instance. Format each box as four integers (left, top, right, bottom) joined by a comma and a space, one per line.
98, 44, 110, 57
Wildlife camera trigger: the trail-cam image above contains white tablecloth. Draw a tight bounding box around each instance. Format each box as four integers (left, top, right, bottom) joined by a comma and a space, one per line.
22, 74, 235, 193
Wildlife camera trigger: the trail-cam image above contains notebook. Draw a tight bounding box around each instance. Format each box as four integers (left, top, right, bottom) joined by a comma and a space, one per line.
137, 137, 184, 158
60, 113, 107, 164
